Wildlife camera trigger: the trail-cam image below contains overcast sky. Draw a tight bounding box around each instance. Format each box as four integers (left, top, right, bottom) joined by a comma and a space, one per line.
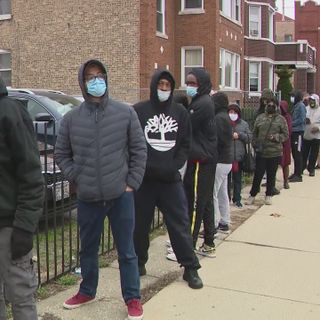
275, 0, 320, 19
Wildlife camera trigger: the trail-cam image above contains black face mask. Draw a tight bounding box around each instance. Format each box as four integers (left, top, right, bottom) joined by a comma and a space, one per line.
266, 104, 276, 114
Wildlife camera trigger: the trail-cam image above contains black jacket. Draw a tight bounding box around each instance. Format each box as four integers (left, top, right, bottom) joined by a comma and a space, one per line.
0, 78, 43, 232
212, 92, 233, 164
134, 70, 191, 182
187, 68, 217, 163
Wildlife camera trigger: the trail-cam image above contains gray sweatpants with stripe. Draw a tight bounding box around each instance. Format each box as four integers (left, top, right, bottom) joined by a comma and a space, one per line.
0, 227, 38, 320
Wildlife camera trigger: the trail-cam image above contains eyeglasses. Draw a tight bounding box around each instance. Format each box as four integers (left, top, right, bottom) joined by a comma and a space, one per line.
85, 73, 106, 82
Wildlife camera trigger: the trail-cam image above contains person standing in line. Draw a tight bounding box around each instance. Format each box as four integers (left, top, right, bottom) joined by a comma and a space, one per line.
227, 103, 252, 208
55, 59, 147, 320
211, 92, 233, 233
279, 100, 292, 189
302, 94, 320, 177
0, 77, 44, 320
246, 98, 289, 205
133, 70, 203, 289
289, 90, 307, 182
255, 88, 275, 119
183, 68, 217, 257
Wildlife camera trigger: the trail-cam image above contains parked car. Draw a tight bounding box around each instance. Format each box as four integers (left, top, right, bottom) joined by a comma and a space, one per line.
8, 88, 82, 145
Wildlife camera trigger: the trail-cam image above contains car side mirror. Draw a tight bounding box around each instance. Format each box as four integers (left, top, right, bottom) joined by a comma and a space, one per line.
35, 113, 54, 122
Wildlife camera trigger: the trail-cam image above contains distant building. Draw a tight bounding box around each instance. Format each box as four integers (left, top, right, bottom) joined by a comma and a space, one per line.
275, 12, 294, 42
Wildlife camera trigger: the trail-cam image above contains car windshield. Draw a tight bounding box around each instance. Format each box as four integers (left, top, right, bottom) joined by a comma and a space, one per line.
38, 95, 81, 116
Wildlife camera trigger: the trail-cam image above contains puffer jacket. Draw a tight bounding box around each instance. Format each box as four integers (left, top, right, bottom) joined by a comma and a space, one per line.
0, 78, 43, 232
252, 112, 289, 158
55, 59, 147, 202
231, 119, 252, 162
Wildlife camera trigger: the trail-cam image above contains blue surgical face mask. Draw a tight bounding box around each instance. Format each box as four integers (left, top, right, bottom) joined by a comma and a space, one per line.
86, 78, 107, 97
186, 86, 198, 97
157, 89, 171, 102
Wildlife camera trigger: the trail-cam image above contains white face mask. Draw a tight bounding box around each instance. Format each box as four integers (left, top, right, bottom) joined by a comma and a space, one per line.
157, 89, 171, 102
229, 113, 239, 122
290, 96, 295, 103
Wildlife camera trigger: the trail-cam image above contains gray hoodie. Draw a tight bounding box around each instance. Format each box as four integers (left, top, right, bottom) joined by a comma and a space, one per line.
54, 59, 147, 202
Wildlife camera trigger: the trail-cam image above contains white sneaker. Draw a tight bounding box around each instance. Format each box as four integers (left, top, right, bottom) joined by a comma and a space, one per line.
265, 196, 272, 205
166, 252, 177, 262
165, 239, 171, 247
167, 246, 174, 254
245, 196, 255, 205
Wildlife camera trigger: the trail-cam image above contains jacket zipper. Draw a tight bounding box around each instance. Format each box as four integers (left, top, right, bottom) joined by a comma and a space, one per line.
95, 107, 104, 200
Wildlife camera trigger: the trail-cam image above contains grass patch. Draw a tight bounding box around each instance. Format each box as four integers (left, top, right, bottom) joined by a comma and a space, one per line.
55, 274, 78, 286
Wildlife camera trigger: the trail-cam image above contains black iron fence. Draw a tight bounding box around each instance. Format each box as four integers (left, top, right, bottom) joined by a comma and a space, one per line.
33, 121, 163, 285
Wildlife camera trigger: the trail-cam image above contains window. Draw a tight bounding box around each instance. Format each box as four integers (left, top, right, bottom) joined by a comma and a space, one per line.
181, 47, 203, 87
182, 0, 203, 9
219, 49, 240, 89
249, 5, 260, 37
220, 0, 241, 22
0, 51, 11, 86
249, 62, 260, 92
156, 0, 165, 34
284, 34, 293, 42
268, 9, 274, 41
0, 0, 11, 15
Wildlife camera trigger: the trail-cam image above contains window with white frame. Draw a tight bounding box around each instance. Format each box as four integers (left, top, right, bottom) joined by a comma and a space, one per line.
181, 47, 203, 86
182, 0, 203, 10
0, 50, 11, 86
219, 49, 240, 89
220, 0, 241, 22
156, 0, 165, 34
268, 9, 274, 41
249, 62, 260, 92
0, 0, 11, 16
249, 5, 260, 38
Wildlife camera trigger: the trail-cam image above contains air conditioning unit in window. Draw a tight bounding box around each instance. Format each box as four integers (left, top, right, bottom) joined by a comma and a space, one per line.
250, 30, 259, 37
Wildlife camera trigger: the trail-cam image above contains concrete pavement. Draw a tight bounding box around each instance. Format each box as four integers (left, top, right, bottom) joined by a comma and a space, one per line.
37, 171, 320, 319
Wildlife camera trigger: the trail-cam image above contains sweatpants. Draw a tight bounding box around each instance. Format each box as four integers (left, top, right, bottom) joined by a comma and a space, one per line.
250, 155, 281, 197
291, 131, 304, 177
184, 161, 216, 247
0, 228, 38, 320
134, 180, 200, 270
213, 163, 232, 227
302, 138, 320, 173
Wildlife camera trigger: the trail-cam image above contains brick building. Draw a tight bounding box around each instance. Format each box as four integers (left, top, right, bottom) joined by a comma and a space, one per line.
275, 12, 294, 42
295, 0, 320, 93
0, 0, 317, 104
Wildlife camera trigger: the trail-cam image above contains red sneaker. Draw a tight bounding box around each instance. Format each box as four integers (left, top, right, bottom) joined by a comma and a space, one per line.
126, 298, 143, 320
63, 292, 95, 309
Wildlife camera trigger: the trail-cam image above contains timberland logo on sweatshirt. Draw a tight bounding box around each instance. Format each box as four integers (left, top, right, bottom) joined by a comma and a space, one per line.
145, 114, 178, 151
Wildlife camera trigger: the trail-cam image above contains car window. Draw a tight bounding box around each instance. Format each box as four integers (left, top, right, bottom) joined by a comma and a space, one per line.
27, 99, 49, 121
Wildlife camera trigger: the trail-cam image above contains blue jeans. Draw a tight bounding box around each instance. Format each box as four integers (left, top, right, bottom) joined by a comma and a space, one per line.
77, 192, 140, 302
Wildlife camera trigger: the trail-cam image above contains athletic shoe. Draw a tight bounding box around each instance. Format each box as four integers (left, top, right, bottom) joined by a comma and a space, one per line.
283, 181, 290, 189
183, 268, 203, 289
245, 196, 255, 205
165, 239, 171, 247
265, 196, 272, 205
218, 223, 230, 234
234, 201, 243, 208
138, 264, 146, 276
167, 246, 174, 254
309, 170, 315, 177
126, 298, 143, 320
195, 243, 216, 258
166, 252, 177, 261
271, 187, 280, 196
63, 292, 95, 309
289, 175, 302, 182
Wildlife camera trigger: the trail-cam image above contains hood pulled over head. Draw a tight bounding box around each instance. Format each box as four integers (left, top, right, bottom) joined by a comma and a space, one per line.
279, 100, 289, 115
187, 68, 212, 97
150, 69, 175, 105
212, 91, 229, 114
310, 93, 320, 108
78, 59, 108, 101
0, 77, 8, 97
228, 102, 241, 118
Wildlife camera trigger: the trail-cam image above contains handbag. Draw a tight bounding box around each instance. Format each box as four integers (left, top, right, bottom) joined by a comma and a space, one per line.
242, 142, 256, 173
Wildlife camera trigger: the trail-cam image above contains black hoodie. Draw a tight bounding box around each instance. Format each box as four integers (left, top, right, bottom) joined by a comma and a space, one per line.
0, 78, 43, 232
187, 68, 217, 162
134, 70, 191, 182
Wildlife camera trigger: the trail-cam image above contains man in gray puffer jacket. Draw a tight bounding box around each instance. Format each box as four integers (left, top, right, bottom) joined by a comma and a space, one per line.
55, 59, 147, 320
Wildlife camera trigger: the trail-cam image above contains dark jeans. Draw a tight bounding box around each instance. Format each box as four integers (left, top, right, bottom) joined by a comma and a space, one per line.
134, 180, 200, 270
77, 192, 140, 302
291, 131, 304, 177
228, 169, 242, 203
250, 155, 281, 197
302, 138, 320, 173
184, 161, 216, 247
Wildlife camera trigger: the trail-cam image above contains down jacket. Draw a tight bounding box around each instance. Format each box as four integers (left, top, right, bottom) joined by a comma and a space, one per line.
55, 59, 147, 202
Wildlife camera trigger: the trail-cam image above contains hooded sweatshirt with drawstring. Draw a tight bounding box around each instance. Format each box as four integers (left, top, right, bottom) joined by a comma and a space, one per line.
54, 59, 147, 202
304, 94, 320, 140
133, 70, 191, 182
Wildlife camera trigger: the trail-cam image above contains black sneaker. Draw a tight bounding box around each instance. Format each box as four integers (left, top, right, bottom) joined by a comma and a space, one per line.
271, 187, 280, 196
183, 268, 203, 289
309, 171, 315, 177
218, 223, 230, 233
289, 175, 302, 182
138, 265, 146, 276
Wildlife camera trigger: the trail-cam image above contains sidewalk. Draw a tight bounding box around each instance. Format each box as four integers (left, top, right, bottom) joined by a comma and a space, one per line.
37, 172, 320, 319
